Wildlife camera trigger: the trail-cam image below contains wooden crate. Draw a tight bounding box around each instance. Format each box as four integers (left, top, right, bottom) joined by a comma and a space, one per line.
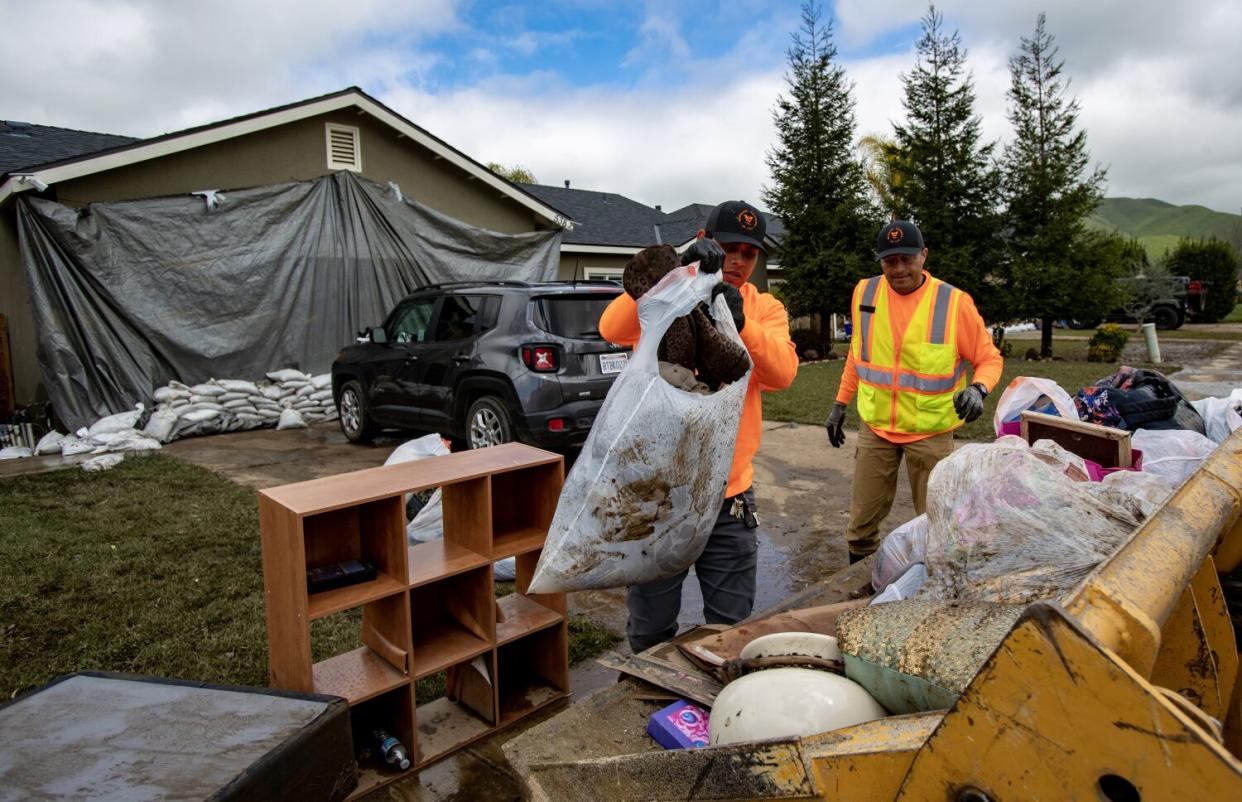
1019, 410, 1132, 469
259, 443, 568, 798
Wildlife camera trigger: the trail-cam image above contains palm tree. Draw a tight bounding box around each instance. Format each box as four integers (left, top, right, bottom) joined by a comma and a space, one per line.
856, 133, 907, 220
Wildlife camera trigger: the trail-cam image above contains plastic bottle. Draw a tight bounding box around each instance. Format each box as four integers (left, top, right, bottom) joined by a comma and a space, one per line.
373, 728, 411, 770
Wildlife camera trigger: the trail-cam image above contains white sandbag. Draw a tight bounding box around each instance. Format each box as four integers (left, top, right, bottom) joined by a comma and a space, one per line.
182, 408, 223, 424
216, 392, 248, 403
293, 401, 319, 412
991, 375, 1077, 436
87, 404, 145, 438
310, 389, 333, 402
872, 515, 929, 592
322, 408, 339, 421
169, 380, 192, 391
1190, 391, 1242, 445
918, 439, 1145, 604
282, 380, 311, 391
277, 408, 307, 430
310, 374, 333, 390
152, 386, 190, 403
177, 402, 224, 417
87, 428, 142, 446
108, 433, 163, 452
214, 379, 261, 395
530, 263, 750, 593
169, 398, 191, 409
1131, 429, 1218, 488
257, 409, 282, 420
60, 437, 95, 456
267, 368, 311, 383
223, 398, 256, 410
82, 453, 124, 472
190, 394, 223, 404
143, 409, 179, 443
33, 431, 66, 455
189, 383, 227, 397
261, 386, 290, 400
0, 446, 33, 459
295, 384, 317, 398
870, 563, 928, 605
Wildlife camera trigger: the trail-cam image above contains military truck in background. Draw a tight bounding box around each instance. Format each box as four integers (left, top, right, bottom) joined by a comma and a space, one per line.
1068, 274, 1207, 330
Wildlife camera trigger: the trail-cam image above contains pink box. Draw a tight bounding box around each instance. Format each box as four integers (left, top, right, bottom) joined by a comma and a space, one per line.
996, 420, 1143, 481
647, 700, 711, 749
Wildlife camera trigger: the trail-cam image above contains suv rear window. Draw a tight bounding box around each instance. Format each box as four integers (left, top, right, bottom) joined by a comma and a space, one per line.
531, 294, 618, 339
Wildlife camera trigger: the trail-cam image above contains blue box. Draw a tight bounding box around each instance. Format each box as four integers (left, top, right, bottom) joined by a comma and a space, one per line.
646, 700, 711, 749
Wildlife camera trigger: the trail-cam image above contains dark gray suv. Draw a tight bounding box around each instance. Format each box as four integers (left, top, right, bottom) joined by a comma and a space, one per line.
331, 281, 628, 449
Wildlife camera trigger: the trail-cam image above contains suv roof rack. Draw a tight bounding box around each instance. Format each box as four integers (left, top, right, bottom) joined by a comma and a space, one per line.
412, 280, 533, 292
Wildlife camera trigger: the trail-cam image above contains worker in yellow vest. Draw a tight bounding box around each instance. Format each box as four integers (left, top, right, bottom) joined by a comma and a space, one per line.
824, 220, 1004, 564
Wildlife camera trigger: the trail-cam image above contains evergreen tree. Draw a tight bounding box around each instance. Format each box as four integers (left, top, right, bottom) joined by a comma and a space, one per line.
1001, 13, 1110, 356
763, 2, 874, 337
890, 5, 1002, 319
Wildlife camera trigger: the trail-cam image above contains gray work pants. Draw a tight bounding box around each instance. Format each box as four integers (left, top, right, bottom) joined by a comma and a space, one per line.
626, 488, 760, 654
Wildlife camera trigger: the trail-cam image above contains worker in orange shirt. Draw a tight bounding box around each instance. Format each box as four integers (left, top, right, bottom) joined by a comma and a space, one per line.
600, 200, 799, 653
825, 220, 1004, 564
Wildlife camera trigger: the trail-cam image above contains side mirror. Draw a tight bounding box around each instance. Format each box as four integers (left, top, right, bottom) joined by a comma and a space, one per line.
369, 326, 388, 345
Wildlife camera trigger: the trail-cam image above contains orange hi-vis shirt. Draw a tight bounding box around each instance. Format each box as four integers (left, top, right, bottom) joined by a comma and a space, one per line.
600, 283, 799, 497
835, 271, 1003, 444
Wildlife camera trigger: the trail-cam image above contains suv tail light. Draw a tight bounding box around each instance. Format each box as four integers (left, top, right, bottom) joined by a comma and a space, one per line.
520, 344, 560, 372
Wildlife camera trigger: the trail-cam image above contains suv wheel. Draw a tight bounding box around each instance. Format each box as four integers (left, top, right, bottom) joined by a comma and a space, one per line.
466, 396, 514, 449
1151, 305, 1183, 330
338, 380, 377, 443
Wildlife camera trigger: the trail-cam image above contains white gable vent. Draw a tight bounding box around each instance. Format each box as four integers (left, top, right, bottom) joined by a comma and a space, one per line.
325, 123, 361, 171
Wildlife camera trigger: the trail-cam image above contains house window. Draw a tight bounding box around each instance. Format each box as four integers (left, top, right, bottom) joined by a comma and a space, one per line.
583, 266, 623, 284
325, 123, 362, 172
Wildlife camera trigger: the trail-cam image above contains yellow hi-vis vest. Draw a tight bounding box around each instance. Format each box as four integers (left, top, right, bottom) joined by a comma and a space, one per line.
851, 274, 967, 435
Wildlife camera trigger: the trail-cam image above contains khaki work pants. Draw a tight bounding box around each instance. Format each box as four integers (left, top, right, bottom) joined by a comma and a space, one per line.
846, 425, 954, 558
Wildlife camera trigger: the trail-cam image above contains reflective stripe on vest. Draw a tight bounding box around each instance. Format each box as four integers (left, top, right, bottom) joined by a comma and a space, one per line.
851, 275, 967, 434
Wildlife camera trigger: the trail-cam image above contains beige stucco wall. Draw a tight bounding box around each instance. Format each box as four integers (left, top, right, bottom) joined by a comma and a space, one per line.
0, 107, 562, 405
556, 252, 630, 281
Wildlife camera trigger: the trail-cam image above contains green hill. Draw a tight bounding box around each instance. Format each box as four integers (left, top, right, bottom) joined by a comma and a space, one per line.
1088, 197, 1241, 261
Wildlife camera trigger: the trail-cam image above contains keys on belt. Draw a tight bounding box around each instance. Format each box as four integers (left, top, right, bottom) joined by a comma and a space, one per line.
729, 495, 760, 529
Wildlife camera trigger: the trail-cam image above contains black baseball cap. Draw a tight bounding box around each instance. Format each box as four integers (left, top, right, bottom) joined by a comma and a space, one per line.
876, 220, 925, 259
705, 200, 767, 254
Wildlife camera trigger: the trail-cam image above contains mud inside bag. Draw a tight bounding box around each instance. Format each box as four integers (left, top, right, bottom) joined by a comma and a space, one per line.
529, 263, 750, 593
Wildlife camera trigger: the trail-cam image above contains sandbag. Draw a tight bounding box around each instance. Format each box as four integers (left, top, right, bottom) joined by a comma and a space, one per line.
530, 262, 749, 593
0, 446, 32, 459
87, 404, 145, 438
267, 369, 310, 383
33, 431, 65, 455
145, 410, 178, 443
310, 374, 333, 390
214, 379, 261, 395
918, 439, 1144, 604
277, 408, 307, 430
837, 600, 1024, 714
189, 383, 227, 397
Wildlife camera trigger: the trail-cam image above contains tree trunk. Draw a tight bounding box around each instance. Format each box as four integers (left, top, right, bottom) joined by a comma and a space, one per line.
1040, 316, 1054, 358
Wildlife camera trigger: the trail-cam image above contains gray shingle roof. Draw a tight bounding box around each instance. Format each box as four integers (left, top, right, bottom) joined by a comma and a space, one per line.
0, 121, 138, 176
517, 183, 669, 247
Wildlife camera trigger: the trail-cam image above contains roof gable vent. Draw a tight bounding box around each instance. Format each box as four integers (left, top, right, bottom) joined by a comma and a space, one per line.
325, 123, 361, 172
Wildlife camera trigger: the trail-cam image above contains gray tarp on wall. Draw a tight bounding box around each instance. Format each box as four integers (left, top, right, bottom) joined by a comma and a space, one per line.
16, 171, 561, 430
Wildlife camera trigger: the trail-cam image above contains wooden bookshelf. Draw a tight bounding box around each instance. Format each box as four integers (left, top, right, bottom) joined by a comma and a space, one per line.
258, 443, 568, 798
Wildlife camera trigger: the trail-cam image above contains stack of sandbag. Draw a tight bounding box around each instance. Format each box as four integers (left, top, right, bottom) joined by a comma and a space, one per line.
25, 404, 164, 458
147, 369, 337, 442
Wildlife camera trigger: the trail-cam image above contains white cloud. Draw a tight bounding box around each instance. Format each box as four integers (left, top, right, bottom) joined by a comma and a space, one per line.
1, 0, 1239, 214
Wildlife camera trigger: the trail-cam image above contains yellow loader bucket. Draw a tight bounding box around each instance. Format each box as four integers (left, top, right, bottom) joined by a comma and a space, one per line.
513, 429, 1242, 801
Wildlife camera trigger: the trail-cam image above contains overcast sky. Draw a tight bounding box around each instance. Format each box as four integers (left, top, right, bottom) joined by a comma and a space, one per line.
3, 0, 1240, 215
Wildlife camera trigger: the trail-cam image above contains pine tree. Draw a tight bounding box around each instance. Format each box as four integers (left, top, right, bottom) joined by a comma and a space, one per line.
1001, 13, 1110, 356
763, 2, 874, 336
890, 5, 1003, 320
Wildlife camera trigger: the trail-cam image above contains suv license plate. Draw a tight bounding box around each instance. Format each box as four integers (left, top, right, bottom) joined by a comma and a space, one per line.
599, 353, 628, 374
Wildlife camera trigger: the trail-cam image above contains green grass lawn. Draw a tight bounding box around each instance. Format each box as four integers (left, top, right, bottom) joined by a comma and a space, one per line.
0, 455, 617, 700
1224, 303, 1242, 324
764, 356, 1179, 441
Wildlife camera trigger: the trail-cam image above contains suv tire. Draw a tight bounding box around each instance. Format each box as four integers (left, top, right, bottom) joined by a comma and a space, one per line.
466, 396, 514, 449
338, 380, 377, 443
1151, 304, 1184, 330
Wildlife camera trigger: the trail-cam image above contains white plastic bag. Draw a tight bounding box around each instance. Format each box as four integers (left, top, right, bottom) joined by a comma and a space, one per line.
530, 263, 750, 593
991, 376, 1077, 436
872, 514, 928, 592
1131, 429, 1218, 488
870, 564, 928, 605
1190, 391, 1242, 444
277, 408, 307, 430
919, 439, 1144, 604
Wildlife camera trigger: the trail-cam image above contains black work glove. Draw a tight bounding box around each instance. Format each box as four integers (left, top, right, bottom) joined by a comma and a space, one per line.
681, 237, 725, 274
954, 383, 987, 423
825, 401, 847, 448
711, 282, 745, 332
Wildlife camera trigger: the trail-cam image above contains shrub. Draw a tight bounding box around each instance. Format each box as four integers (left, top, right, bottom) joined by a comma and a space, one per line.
1163, 237, 1241, 322
790, 327, 831, 360
1087, 323, 1128, 362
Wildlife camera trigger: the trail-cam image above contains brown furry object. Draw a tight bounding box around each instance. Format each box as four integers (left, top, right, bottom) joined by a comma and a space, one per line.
622, 245, 750, 389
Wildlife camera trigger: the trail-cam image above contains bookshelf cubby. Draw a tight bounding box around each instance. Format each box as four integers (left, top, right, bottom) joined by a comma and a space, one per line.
259, 443, 568, 797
